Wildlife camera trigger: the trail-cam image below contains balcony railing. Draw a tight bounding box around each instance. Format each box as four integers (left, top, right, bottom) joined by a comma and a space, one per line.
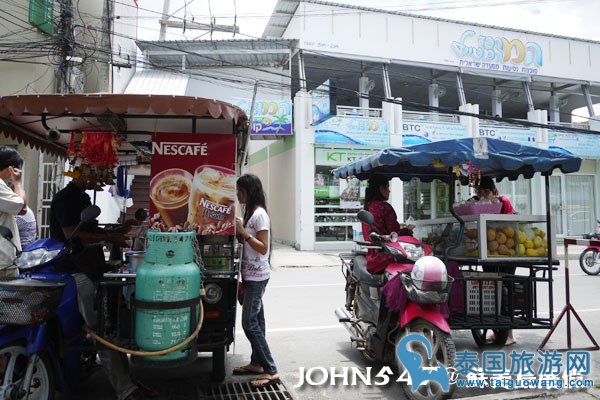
402, 110, 460, 124
336, 105, 382, 118
549, 121, 590, 130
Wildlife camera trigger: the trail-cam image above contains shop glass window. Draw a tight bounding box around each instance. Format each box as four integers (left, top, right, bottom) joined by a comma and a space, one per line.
314, 165, 364, 242
564, 175, 595, 235
403, 179, 452, 220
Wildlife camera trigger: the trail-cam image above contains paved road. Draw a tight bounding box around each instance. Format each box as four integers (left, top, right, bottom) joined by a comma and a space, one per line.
61, 257, 600, 399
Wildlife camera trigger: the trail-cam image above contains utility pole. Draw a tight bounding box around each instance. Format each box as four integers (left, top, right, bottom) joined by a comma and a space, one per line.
159, 0, 238, 41
56, 0, 74, 93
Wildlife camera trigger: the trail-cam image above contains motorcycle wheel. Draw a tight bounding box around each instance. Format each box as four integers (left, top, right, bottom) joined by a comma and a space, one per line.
471, 328, 509, 347
579, 248, 600, 275
396, 318, 456, 400
0, 345, 54, 400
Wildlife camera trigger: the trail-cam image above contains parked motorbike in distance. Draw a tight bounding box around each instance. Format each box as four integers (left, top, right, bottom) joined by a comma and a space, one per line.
580, 219, 600, 275
335, 210, 455, 400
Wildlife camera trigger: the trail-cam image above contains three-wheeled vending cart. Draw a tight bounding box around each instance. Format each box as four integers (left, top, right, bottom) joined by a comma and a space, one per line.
333, 137, 582, 346
0, 94, 250, 381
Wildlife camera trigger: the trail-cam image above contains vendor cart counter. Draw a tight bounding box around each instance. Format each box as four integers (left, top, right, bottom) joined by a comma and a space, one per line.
412, 214, 557, 332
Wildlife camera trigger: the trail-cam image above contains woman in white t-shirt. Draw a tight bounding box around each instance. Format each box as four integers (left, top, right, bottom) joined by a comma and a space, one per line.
233, 174, 279, 388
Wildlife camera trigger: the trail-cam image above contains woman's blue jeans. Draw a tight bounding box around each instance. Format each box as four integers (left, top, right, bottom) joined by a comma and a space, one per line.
242, 279, 277, 374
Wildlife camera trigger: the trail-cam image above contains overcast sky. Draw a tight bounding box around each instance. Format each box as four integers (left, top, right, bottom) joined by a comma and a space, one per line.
136, 0, 600, 42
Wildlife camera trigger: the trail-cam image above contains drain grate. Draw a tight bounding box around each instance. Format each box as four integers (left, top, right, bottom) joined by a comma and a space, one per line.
197, 381, 293, 400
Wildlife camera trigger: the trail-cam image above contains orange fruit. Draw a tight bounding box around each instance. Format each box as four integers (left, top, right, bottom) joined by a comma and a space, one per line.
466, 229, 478, 239
498, 244, 509, 255
487, 228, 496, 241
488, 240, 499, 251
503, 226, 515, 238
506, 238, 515, 249
496, 232, 507, 244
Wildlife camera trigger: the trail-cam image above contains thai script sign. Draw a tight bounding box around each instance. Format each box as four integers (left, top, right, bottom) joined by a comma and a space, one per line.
478, 125, 537, 146
232, 99, 292, 135
315, 116, 389, 147
452, 30, 543, 75
402, 121, 468, 145
549, 131, 600, 159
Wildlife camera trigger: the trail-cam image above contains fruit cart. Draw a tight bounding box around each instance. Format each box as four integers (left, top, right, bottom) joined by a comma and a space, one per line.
332, 137, 582, 346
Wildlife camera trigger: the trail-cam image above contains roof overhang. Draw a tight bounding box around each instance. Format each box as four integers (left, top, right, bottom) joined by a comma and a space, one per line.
136, 39, 297, 69
0, 94, 249, 158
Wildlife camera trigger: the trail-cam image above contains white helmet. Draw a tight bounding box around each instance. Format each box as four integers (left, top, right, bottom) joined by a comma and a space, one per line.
411, 256, 448, 291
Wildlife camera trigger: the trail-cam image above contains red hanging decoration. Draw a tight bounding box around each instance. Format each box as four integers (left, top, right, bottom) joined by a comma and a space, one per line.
63, 130, 121, 188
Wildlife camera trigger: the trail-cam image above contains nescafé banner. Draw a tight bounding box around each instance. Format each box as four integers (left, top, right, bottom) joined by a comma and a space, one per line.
149, 133, 236, 235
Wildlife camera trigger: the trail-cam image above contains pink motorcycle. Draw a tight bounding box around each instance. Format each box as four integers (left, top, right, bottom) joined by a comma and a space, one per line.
580, 219, 600, 275
336, 210, 455, 400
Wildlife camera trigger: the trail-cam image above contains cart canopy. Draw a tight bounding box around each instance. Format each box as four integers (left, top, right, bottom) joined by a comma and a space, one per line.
333, 137, 582, 182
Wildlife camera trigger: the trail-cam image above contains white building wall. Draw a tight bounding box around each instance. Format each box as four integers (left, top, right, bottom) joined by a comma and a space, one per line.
283, 2, 600, 84
185, 67, 290, 101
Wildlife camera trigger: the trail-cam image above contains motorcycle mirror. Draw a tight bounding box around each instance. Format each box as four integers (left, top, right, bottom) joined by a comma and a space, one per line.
134, 208, 148, 222
389, 232, 398, 242
357, 210, 375, 226
80, 205, 101, 223
369, 232, 380, 242
0, 226, 13, 241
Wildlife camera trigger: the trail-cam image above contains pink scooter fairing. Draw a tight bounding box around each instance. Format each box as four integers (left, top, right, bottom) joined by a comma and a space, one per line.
380, 236, 451, 334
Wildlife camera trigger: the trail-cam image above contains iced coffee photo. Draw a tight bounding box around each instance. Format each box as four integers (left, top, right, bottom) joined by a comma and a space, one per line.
188, 165, 236, 235
150, 168, 193, 228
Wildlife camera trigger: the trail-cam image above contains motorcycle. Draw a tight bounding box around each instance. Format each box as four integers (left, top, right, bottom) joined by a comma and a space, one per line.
580, 219, 600, 275
0, 205, 104, 399
335, 210, 455, 400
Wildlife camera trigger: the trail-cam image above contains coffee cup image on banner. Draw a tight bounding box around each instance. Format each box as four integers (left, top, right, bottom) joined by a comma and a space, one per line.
150, 168, 193, 228
187, 165, 236, 235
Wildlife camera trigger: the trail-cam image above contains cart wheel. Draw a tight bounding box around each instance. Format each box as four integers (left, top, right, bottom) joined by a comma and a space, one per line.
471, 329, 509, 347
211, 346, 227, 382
579, 248, 600, 275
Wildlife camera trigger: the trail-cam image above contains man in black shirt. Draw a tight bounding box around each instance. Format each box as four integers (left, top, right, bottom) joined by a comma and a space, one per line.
50, 175, 147, 400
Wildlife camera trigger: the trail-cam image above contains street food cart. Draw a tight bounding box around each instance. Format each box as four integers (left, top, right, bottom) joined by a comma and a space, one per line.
0, 94, 249, 380
333, 137, 582, 346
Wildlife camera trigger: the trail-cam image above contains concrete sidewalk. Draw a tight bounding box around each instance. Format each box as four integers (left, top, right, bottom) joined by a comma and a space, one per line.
270, 242, 588, 268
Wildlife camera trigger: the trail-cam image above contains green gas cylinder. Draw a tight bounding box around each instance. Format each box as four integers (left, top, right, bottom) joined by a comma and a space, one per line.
134, 231, 201, 361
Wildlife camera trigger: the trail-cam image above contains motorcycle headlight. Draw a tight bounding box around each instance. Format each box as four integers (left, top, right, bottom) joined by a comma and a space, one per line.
204, 283, 223, 304
399, 243, 425, 262
385, 244, 404, 257
15, 248, 61, 270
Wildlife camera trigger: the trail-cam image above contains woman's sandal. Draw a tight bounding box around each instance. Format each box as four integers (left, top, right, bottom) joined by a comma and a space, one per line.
251, 374, 280, 388
233, 365, 264, 375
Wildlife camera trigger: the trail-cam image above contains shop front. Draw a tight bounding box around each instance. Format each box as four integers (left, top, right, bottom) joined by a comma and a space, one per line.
313, 115, 389, 249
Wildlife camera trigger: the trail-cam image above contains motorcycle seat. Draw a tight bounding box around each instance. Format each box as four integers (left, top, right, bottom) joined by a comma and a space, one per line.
352, 255, 383, 286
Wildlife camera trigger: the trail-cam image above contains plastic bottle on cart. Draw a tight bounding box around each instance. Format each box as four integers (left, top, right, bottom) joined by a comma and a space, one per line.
134, 231, 201, 362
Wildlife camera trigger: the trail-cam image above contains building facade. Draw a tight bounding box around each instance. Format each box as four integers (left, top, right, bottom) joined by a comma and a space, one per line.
136, 0, 600, 250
